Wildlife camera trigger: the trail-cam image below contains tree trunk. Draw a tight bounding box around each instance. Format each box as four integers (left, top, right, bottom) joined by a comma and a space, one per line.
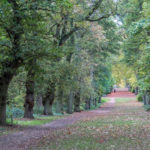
90, 96, 93, 107
85, 99, 89, 110
143, 95, 146, 105
36, 94, 43, 106
43, 82, 56, 115
43, 99, 53, 115
24, 69, 35, 119
98, 96, 101, 103
94, 98, 97, 107
146, 92, 150, 105
0, 74, 13, 125
67, 91, 74, 114
56, 100, 64, 114
74, 91, 80, 112
135, 87, 139, 95
56, 87, 64, 114
89, 98, 91, 109
85, 97, 91, 110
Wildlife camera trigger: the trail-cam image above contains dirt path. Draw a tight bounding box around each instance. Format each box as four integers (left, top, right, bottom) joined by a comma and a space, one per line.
31, 91, 145, 150
0, 90, 134, 150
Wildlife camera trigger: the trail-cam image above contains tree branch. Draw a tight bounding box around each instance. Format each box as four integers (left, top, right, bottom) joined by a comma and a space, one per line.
85, 0, 103, 21
86, 14, 111, 22
0, 44, 11, 49
59, 26, 80, 46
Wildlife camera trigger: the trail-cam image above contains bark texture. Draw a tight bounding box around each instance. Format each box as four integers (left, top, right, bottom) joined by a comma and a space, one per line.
56, 87, 64, 114
24, 69, 35, 118
67, 91, 74, 114
74, 91, 81, 112
98, 96, 101, 103
43, 82, 56, 115
0, 74, 13, 125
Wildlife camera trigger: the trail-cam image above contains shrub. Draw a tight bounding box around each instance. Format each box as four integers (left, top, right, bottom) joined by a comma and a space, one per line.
144, 105, 150, 111
137, 94, 143, 102
13, 94, 24, 108
80, 105, 84, 111
7, 106, 24, 118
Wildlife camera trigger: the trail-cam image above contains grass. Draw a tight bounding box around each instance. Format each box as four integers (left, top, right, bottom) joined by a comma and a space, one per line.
101, 97, 109, 103
0, 115, 64, 137
115, 97, 136, 103
29, 98, 150, 150
6, 115, 63, 126
2, 99, 108, 137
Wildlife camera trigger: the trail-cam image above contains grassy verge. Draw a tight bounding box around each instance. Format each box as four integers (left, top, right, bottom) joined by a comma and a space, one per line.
115, 97, 136, 103
6, 115, 63, 126
0, 115, 64, 137
101, 97, 109, 103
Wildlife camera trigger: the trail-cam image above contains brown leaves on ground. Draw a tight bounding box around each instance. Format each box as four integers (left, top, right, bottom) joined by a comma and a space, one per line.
29, 92, 150, 150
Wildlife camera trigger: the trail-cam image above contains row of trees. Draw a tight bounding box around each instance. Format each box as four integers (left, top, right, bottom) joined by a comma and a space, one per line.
119, 0, 150, 103
0, 0, 120, 125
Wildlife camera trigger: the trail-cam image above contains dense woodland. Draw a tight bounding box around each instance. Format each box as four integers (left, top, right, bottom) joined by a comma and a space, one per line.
0, 0, 149, 125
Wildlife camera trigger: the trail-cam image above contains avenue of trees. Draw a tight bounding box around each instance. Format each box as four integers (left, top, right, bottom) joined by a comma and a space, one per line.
0, 0, 149, 125
118, 0, 150, 105
0, 0, 120, 125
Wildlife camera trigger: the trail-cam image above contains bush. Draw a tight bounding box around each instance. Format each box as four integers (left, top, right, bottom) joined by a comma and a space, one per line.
7, 106, 24, 118
144, 105, 150, 111
13, 94, 24, 108
131, 88, 135, 93
80, 105, 84, 111
137, 94, 143, 102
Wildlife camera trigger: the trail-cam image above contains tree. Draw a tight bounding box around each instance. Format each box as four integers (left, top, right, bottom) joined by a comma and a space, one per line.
0, 0, 64, 124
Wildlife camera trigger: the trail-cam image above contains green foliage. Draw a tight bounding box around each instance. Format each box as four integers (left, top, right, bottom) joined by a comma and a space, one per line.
0, 0, 121, 123
119, 0, 150, 99
144, 105, 150, 111
6, 106, 24, 118
137, 93, 143, 102
33, 105, 44, 115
